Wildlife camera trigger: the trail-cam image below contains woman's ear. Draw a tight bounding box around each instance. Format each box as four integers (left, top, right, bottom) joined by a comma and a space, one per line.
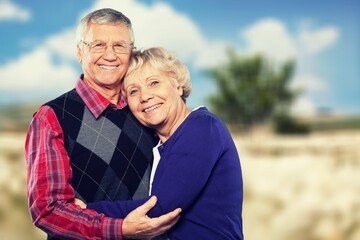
177, 85, 183, 96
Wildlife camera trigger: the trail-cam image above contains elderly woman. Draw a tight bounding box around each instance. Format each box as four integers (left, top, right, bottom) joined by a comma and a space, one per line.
86, 47, 244, 239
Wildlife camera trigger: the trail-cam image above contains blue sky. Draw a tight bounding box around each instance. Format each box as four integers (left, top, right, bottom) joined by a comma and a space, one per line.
0, 0, 359, 116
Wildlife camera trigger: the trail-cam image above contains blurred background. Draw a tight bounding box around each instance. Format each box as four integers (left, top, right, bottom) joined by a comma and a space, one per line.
0, 0, 359, 239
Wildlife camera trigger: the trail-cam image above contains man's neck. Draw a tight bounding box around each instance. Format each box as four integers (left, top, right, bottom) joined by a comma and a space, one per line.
83, 77, 121, 105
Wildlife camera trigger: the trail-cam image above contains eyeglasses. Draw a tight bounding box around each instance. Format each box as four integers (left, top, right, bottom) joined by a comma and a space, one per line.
81, 41, 134, 54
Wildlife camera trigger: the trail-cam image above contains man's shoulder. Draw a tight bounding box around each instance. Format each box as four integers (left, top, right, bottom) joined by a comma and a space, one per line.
44, 88, 78, 107
31, 89, 77, 119
41, 88, 86, 124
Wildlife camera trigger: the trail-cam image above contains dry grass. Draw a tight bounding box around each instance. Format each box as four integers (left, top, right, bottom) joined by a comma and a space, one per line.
237, 130, 360, 240
1, 130, 359, 239
0, 132, 46, 240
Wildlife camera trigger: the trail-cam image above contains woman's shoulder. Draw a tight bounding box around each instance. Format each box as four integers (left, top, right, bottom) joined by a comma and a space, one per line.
189, 106, 222, 124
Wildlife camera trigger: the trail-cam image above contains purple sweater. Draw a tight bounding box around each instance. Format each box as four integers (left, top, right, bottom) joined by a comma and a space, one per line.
88, 107, 244, 239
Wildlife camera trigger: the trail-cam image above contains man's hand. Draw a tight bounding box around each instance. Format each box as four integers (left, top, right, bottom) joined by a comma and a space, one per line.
74, 198, 86, 209
122, 196, 181, 239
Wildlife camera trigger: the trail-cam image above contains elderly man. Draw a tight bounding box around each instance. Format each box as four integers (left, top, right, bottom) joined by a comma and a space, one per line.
25, 8, 180, 240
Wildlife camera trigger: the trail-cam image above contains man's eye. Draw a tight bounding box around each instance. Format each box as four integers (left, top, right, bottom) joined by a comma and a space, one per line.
114, 43, 126, 49
93, 43, 105, 48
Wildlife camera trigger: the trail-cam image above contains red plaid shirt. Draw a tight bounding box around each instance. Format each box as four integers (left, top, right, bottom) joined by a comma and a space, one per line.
25, 77, 127, 239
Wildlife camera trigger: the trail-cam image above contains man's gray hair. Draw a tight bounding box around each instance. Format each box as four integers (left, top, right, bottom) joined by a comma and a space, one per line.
76, 8, 134, 45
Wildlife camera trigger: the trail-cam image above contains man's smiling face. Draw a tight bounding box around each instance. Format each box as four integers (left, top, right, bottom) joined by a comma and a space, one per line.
77, 22, 132, 92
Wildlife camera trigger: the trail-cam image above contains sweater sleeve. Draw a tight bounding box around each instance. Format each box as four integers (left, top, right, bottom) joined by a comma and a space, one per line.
87, 198, 150, 218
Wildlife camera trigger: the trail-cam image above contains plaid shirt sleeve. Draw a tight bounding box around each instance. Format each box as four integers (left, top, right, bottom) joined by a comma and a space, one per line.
25, 105, 124, 239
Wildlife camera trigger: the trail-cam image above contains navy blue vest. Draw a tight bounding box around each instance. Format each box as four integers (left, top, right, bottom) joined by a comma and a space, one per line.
45, 89, 155, 203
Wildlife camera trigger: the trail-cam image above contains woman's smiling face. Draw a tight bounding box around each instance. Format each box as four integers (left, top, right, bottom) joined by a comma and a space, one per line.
124, 64, 184, 132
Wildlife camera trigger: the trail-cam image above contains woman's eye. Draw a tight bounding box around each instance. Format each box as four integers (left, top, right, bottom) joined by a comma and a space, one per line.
129, 89, 138, 95
150, 80, 159, 86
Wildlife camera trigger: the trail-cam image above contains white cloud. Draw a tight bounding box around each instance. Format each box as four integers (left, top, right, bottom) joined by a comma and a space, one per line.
44, 28, 78, 61
0, 29, 78, 92
297, 20, 339, 55
288, 75, 328, 116
240, 18, 297, 62
0, 47, 77, 91
290, 74, 328, 92
290, 97, 317, 117
238, 18, 339, 61
0, 1, 30, 21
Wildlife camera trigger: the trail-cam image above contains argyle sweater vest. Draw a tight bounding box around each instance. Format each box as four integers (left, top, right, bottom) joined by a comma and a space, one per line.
45, 89, 155, 203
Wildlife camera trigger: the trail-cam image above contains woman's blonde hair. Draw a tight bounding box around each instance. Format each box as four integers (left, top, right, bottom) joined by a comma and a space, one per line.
125, 47, 192, 102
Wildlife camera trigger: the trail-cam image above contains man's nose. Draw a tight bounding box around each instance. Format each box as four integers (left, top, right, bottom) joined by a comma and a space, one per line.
102, 45, 117, 59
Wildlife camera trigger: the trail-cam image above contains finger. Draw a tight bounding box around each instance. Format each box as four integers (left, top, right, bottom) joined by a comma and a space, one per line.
160, 208, 182, 222
136, 196, 157, 215
163, 215, 181, 230
149, 215, 181, 236
74, 198, 86, 208
152, 208, 181, 228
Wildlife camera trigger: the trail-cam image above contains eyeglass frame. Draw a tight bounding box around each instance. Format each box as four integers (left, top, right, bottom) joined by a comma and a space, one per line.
81, 40, 135, 54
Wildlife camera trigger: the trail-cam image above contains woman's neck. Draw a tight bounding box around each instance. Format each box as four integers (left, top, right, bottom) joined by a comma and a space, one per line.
156, 106, 191, 143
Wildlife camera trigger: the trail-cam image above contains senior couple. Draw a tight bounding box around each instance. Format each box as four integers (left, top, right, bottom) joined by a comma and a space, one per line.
25, 8, 243, 240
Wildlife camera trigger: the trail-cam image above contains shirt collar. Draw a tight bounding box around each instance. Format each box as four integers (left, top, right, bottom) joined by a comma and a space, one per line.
75, 75, 127, 119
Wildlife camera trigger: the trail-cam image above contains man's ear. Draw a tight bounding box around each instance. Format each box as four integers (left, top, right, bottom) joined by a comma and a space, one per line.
77, 45, 82, 64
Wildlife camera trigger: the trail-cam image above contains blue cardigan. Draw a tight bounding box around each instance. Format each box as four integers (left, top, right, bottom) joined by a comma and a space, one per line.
88, 107, 244, 239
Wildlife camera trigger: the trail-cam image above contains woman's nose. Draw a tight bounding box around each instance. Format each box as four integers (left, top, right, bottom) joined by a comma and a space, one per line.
140, 89, 153, 103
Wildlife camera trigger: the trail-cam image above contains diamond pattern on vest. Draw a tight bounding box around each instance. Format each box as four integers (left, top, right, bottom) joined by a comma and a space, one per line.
45, 89, 155, 203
